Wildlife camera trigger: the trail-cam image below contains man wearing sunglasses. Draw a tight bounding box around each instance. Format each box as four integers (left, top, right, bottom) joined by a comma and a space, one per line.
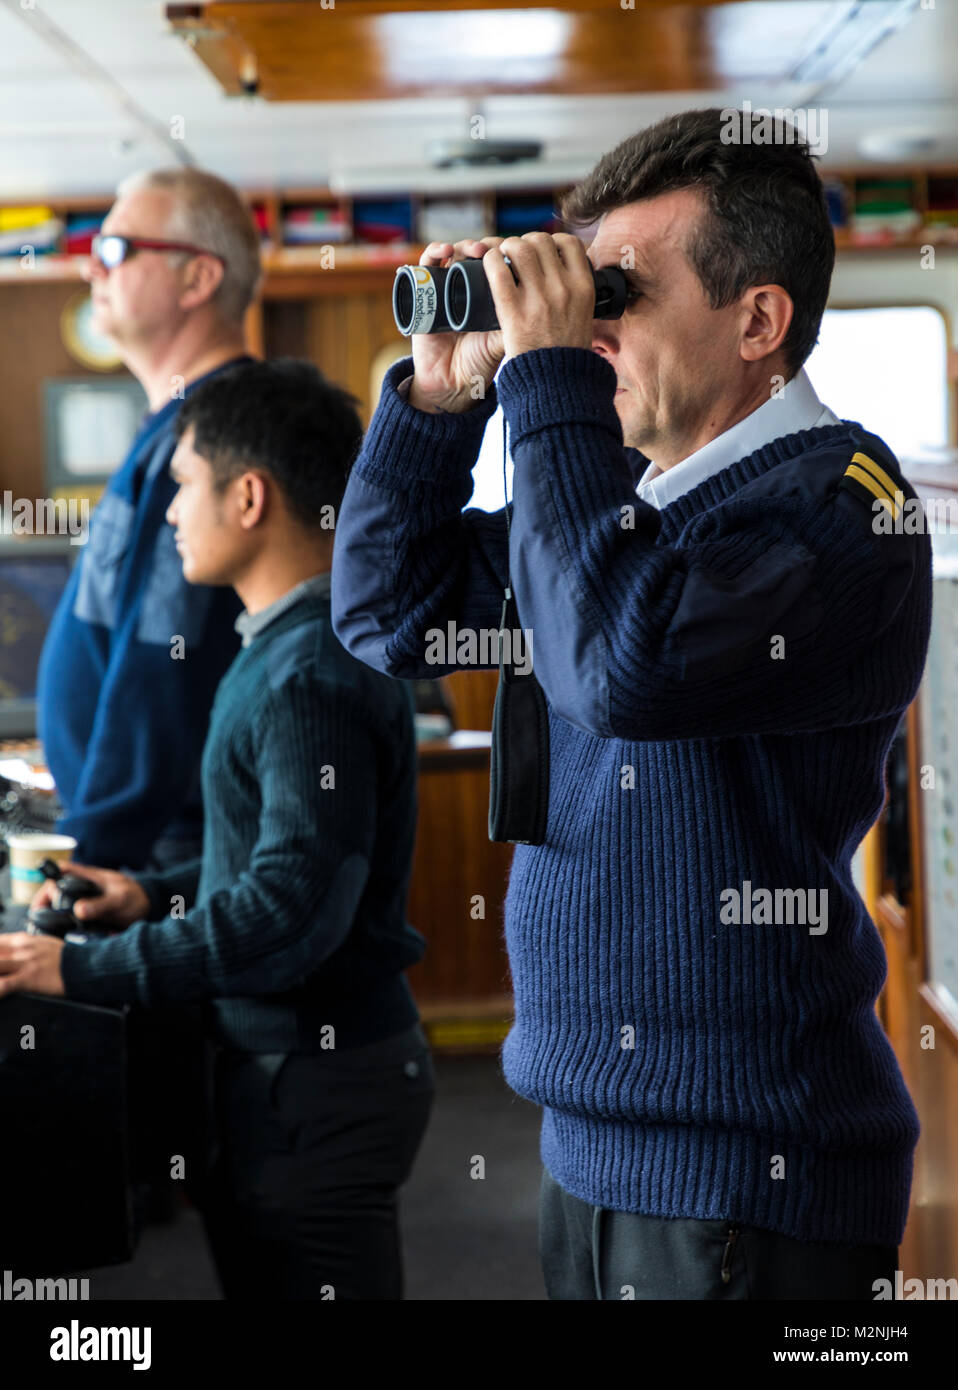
33, 169, 263, 1229
37, 167, 262, 877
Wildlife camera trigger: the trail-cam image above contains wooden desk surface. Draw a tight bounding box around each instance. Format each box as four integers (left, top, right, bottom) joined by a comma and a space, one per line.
418, 729, 491, 772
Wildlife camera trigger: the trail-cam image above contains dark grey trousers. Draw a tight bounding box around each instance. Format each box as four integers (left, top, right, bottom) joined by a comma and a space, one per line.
195, 1023, 435, 1301
539, 1167, 898, 1301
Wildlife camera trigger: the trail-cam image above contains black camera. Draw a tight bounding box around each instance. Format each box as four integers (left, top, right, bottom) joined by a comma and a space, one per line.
393, 256, 628, 336
26, 858, 108, 941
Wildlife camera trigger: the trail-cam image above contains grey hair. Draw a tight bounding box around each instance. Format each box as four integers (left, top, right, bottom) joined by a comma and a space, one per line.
116, 167, 263, 324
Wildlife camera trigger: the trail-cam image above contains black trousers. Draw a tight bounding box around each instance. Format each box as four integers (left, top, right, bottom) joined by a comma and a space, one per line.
539, 1168, 898, 1301
194, 1024, 435, 1300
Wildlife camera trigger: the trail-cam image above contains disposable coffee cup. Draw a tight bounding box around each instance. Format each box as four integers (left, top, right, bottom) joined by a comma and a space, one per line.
6, 833, 77, 905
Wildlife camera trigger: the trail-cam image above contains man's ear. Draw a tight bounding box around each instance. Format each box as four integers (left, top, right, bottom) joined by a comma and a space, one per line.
180, 254, 225, 312
739, 283, 793, 365
236, 471, 269, 530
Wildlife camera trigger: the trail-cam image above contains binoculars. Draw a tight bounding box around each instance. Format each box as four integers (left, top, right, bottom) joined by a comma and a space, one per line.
393, 256, 628, 336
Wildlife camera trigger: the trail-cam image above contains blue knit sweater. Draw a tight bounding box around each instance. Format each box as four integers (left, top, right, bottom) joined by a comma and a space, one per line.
331, 348, 932, 1247
60, 589, 425, 1051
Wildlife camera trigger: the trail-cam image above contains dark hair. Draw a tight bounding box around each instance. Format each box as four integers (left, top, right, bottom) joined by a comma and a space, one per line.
560, 107, 835, 378
174, 358, 363, 527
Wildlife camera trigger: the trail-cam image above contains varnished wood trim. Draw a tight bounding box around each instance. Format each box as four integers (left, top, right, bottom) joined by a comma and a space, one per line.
919, 982, 958, 1056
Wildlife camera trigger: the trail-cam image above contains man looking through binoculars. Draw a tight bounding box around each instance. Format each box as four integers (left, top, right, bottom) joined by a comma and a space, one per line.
331, 107, 932, 1301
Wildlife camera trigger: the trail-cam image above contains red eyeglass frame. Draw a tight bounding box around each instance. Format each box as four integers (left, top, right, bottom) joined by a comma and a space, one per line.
90, 233, 225, 268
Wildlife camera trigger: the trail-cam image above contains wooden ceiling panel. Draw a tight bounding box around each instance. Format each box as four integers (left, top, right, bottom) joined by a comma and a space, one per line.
166, 0, 850, 101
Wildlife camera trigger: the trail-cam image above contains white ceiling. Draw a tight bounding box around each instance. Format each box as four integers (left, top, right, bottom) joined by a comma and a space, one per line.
0, 0, 955, 199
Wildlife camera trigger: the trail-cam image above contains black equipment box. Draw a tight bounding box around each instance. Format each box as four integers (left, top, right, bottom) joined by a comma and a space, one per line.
0, 976, 134, 1275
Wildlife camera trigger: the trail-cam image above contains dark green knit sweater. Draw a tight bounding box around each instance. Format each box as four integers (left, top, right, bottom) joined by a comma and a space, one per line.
60, 588, 425, 1051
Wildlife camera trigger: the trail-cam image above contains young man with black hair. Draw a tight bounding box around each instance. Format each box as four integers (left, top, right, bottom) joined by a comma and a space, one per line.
0, 359, 435, 1301
331, 108, 933, 1299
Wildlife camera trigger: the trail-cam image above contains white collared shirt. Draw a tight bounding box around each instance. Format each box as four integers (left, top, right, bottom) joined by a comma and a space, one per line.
636, 368, 839, 510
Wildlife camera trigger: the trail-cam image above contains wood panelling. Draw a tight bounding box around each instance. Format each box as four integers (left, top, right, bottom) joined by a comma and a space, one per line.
442, 669, 499, 732
0, 282, 135, 503
169, 0, 849, 101
242, 300, 265, 358
405, 737, 514, 1011
172, 1, 718, 100
900, 988, 958, 1282
0, 276, 373, 503
290, 282, 404, 423
261, 297, 310, 362
868, 679, 958, 1285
